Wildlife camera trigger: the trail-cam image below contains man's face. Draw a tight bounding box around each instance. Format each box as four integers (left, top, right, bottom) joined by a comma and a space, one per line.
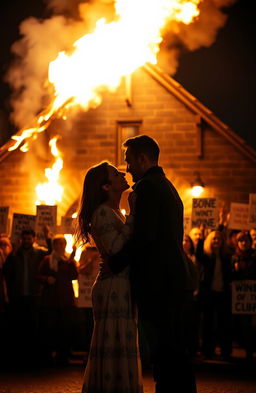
211, 233, 222, 250
189, 228, 202, 246
53, 238, 67, 256
21, 234, 35, 249
125, 147, 144, 182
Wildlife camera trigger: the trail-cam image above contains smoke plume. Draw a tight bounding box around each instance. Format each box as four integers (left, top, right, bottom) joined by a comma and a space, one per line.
5, 0, 237, 129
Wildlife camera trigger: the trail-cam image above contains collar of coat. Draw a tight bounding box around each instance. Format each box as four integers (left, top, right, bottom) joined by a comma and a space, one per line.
132, 165, 164, 190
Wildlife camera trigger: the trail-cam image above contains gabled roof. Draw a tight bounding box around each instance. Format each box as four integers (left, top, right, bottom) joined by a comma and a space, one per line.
143, 63, 256, 164
1, 63, 256, 163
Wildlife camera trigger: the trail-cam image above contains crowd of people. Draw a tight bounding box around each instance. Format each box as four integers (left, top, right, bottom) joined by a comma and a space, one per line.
0, 228, 79, 368
1, 136, 256, 393
1, 211, 256, 373
184, 225, 256, 361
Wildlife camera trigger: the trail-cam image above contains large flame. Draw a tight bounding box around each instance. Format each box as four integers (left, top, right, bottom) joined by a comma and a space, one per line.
36, 136, 63, 205
8, 0, 200, 152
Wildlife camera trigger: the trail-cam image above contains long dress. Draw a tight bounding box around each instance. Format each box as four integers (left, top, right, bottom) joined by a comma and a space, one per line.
82, 204, 143, 393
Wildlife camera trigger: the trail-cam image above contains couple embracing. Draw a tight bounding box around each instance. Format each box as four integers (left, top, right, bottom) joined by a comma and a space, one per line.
77, 135, 197, 393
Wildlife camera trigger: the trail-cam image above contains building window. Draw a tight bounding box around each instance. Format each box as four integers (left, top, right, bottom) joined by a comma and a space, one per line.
116, 121, 142, 167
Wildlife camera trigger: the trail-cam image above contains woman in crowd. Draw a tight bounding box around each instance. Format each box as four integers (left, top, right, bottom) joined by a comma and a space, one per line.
231, 230, 256, 360
38, 235, 78, 365
197, 230, 232, 359
76, 161, 143, 393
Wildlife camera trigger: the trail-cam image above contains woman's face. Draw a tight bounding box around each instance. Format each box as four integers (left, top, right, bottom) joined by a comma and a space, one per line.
107, 165, 129, 193
211, 232, 222, 250
237, 237, 251, 252
183, 236, 192, 254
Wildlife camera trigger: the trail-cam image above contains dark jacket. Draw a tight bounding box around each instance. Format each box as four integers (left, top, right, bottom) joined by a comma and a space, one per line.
109, 166, 191, 317
231, 249, 256, 281
196, 238, 232, 295
4, 240, 52, 302
38, 255, 78, 308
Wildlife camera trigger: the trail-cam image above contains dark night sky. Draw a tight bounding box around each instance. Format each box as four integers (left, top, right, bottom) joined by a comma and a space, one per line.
0, 0, 255, 149
174, 0, 256, 150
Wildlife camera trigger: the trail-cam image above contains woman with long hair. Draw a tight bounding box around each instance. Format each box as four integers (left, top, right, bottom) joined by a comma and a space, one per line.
76, 161, 143, 393
197, 230, 232, 359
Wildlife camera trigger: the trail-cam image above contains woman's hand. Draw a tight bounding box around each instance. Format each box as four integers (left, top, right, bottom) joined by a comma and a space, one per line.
128, 191, 137, 216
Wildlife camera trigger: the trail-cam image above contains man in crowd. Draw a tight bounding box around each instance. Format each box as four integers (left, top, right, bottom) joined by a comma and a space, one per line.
4, 227, 52, 366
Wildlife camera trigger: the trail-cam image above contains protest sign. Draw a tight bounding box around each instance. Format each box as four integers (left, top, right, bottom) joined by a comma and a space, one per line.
77, 247, 100, 308
191, 198, 218, 229
228, 203, 254, 230
232, 280, 256, 314
60, 216, 75, 234
36, 205, 57, 246
248, 194, 256, 224
0, 206, 9, 234
11, 213, 36, 243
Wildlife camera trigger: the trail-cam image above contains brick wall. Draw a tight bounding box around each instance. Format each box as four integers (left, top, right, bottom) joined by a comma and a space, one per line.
0, 67, 255, 227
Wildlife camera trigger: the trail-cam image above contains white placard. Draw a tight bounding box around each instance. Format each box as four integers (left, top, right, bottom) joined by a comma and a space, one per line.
228, 203, 254, 230
191, 198, 218, 229
248, 194, 256, 224
36, 205, 57, 246
0, 206, 9, 234
11, 213, 36, 243
232, 280, 256, 314
77, 247, 100, 308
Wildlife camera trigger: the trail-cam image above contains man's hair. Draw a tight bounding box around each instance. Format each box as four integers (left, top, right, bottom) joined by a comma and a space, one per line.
123, 135, 159, 162
53, 235, 67, 247
21, 228, 36, 237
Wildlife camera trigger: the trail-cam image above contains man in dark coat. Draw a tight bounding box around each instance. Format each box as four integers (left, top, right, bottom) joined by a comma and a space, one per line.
109, 135, 197, 393
4, 227, 52, 365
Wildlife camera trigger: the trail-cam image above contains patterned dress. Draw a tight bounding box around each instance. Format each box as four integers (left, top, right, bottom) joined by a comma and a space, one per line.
82, 204, 143, 393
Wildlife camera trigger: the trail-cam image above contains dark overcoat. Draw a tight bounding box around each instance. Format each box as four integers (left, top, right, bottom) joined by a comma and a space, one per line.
109, 166, 192, 319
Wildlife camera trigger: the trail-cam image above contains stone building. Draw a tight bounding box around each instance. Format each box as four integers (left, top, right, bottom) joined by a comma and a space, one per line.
0, 63, 256, 229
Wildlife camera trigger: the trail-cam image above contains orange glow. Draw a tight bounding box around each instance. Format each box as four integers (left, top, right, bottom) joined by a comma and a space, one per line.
36, 136, 63, 205
8, 0, 200, 152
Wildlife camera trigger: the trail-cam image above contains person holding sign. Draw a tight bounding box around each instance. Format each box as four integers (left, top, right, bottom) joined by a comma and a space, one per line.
231, 231, 256, 360
77, 161, 143, 393
38, 235, 78, 366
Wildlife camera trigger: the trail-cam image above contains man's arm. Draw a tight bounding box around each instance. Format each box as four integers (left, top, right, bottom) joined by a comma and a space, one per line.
108, 179, 159, 273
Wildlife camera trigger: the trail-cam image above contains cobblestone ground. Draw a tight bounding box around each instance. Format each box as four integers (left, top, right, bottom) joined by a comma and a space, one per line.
1, 361, 256, 393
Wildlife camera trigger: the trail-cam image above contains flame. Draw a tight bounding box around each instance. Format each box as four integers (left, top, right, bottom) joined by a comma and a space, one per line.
64, 233, 83, 262
64, 233, 82, 298
8, 0, 200, 152
36, 136, 63, 205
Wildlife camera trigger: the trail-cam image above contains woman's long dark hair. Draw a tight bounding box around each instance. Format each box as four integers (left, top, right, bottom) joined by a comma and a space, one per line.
76, 161, 109, 244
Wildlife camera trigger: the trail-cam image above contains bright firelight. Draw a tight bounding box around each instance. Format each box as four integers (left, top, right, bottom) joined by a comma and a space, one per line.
36, 136, 63, 205
9, 0, 201, 152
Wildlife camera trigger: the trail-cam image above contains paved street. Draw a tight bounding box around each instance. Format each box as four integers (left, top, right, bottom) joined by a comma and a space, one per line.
1, 357, 256, 393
